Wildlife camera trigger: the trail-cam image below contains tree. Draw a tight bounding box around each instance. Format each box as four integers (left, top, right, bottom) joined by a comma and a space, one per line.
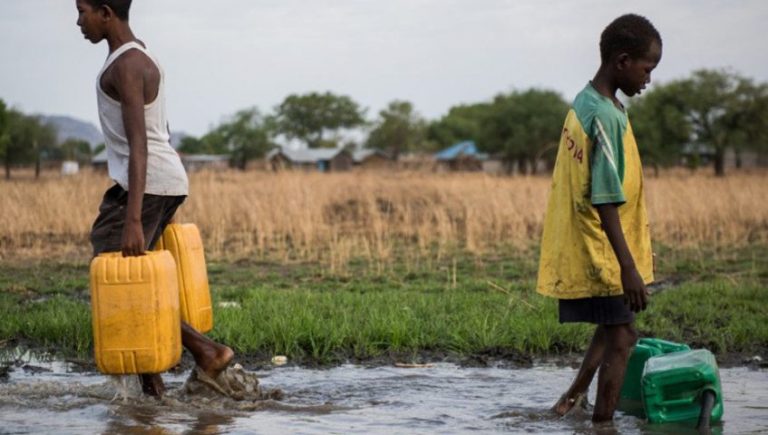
629, 81, 692, 174
202, 108, 274, 170
678, 70, 767, 176
93, 142, 106, 157
427, 103, 489, 150
226, 109, 275, 169
177, 134, 229, 155
59, 138, 93, 164
739, 81, 768, 165
428, 90, 567, 174
2, 109, 57, 179
197, 128, 231, 155
481, 89, 569, 174
32, 118, 57, 178
627, 70, 768, 176
275, 92, 365, 148
366, 100, 429, 158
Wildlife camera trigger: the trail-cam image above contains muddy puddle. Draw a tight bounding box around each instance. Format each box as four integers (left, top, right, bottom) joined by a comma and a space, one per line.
0, 352, 766, 434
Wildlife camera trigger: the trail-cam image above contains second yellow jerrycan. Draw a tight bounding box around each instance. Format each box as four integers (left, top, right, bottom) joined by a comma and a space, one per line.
155, 223, 214, 333
90, 250, 182, 374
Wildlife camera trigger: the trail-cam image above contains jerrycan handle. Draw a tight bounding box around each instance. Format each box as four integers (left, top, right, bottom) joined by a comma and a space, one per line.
659, 385, 717, 408
697, 389, 717, 430
658, 396, 695, 407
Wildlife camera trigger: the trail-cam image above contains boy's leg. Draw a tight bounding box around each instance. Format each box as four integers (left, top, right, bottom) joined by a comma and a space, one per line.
139, 374, 166, 396
145, 199, 235, 379
181, 322, 234, 378
149, 198, 235, 378
134, 195, 186, 397
141, 325, 234, 395
146, 197, 234, 383
592, 323, 638, 422
553, 325, 606, 415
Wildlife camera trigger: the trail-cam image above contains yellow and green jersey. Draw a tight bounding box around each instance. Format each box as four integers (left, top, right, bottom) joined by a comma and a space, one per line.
536, 83, 654, 299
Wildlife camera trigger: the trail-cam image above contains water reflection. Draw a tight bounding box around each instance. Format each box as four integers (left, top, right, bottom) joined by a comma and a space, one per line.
102, 407, 234, 435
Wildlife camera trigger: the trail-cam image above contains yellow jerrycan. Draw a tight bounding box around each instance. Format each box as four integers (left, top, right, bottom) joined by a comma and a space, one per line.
89, 250, 182, 374
155, 223, 214, 333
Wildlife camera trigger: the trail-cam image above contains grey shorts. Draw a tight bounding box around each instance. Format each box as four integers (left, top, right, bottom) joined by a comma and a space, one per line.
559, 295, 635, 325
90, 184, 186, 257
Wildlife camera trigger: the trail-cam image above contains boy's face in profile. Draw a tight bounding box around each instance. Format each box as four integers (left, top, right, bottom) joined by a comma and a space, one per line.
617, 40, 662, 97
76, 0, 106, 44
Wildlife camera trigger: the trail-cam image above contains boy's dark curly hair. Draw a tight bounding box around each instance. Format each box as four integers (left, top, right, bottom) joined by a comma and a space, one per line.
600, 14, 661, 62
83, 0, 132, 21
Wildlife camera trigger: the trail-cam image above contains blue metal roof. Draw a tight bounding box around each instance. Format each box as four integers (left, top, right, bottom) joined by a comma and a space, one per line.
435, 141, 488, 161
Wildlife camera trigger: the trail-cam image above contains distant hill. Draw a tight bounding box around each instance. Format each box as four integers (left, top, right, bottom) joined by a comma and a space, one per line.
39, 115, 188, 149
40, 115, 103, 148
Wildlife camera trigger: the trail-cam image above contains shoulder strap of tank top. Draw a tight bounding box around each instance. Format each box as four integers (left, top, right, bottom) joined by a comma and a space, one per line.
99, 41, 150, 74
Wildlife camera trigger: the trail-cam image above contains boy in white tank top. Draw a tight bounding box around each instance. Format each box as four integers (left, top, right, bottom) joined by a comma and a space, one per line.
76, 0, 233, 397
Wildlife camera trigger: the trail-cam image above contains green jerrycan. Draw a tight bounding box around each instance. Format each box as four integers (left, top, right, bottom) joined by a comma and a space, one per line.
621, 338, 691, 402
642, 349, 724, 424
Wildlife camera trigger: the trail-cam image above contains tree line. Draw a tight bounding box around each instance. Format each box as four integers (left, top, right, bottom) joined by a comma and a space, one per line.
179, 69, 768, 176
0, 101, 95, 179
1, 68, 766, 179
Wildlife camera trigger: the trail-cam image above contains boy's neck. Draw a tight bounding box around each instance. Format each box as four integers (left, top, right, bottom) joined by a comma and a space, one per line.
105, 22, 137, 54
591, 66, 622, 107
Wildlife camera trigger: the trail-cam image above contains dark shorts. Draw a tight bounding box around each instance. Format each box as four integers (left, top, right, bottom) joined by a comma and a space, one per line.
90, 184, 186, 257
559, 295, 635, 325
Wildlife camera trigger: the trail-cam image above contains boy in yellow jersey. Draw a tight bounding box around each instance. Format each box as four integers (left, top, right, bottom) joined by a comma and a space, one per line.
536, 14, 661, 422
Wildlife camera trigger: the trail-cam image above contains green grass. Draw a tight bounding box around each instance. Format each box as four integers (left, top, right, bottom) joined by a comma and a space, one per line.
638, 280, 768, 354
209, 285, 588, 362
0, 245, 766, 364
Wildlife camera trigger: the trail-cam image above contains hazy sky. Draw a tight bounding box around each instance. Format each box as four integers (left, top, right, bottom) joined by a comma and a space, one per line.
1, 0, 766, 137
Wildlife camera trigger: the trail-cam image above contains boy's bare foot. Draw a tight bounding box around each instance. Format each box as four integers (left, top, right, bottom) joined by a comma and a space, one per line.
592, 420, 619, 434
181, 323, 235, 379
197, 345, 235, 379
139, 373, 166, 397
553, 393, 587, 416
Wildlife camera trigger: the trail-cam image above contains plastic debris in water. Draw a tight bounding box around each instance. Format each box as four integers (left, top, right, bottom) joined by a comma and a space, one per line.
271, 356, 288, 366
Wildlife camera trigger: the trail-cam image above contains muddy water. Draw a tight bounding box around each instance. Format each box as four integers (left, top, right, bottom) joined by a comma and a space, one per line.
0, 354, 766, 434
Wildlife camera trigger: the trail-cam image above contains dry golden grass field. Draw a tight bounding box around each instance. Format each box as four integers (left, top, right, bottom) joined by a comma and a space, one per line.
1, 169, 766, 268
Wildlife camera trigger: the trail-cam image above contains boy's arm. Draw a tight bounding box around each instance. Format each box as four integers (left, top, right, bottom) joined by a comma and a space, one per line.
590, 110, 647, 311
596, 204, 649, 312
114, 54, 149, 256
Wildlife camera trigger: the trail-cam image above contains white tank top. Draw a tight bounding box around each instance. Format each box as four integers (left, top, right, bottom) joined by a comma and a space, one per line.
96, 41, 188, 196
